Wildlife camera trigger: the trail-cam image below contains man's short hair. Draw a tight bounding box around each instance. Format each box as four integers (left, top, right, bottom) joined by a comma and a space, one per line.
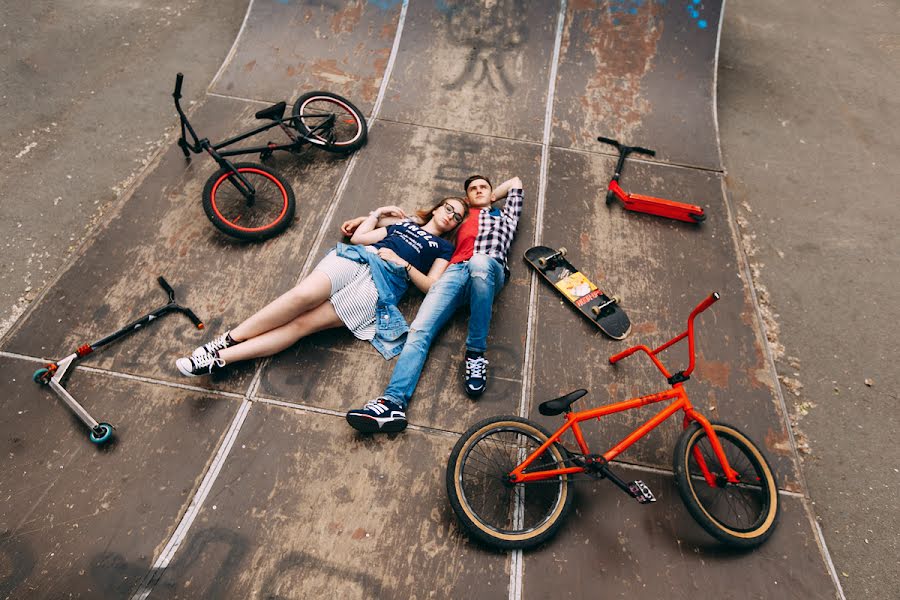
464, 175, 493, 192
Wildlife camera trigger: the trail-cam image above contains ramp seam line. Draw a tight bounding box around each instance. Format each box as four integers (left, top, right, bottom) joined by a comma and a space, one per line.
127, 12, 417, 594
208, 0, 256, 92
295, 0, 408, 281
511, 4, 567, 600
129, 397, 252, 600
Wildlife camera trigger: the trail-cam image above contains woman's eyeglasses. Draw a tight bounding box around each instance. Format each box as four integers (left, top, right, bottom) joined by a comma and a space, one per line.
442, 203, 464, 224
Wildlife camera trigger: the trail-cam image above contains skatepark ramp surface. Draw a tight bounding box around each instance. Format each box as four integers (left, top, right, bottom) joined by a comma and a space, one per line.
0, 1, 842, 598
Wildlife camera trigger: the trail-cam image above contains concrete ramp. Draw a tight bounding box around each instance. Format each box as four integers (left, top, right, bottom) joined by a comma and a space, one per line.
0, 1, 841, 598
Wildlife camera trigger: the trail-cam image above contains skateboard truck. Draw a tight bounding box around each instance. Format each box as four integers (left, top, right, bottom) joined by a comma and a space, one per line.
32, 276, 204, 446
591, 295, 620, 316
537, 246, 567, 268
598, 136, 706, 224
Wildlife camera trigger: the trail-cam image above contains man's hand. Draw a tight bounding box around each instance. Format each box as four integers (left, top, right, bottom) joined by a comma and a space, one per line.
491, 176, 523, 202
376, 247, 407, 268
341, 216, 366, 236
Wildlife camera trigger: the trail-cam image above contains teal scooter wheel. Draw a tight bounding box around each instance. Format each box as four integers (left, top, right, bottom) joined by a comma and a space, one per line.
89, 423, 114, 445
33, 368, 51, 385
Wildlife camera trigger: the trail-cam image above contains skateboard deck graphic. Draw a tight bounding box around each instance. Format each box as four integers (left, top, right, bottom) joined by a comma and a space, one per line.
525, 246, 631, 340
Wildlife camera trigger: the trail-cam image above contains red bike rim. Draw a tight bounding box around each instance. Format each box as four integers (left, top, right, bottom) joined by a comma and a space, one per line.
210, 167, 289, 232
298, 95, 362, 147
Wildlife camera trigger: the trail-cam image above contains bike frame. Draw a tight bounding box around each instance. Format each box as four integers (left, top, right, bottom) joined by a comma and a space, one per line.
510, 292, 739, 486
172, 73, 335, 200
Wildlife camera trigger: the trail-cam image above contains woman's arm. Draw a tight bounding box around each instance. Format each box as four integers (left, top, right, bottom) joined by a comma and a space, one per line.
374, 249, 450, 293
341, 205, 407, 236
408, 258, 450, 293
349, 205, 406, 245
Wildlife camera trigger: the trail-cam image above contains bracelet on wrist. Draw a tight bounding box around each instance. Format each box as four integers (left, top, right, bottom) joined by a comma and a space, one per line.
405, 263, 412, 272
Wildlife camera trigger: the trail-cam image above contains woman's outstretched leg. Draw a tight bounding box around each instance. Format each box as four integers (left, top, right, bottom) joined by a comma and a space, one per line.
230, 270, 333, 342
177, 301, 344, 376
221, 301, 343, 363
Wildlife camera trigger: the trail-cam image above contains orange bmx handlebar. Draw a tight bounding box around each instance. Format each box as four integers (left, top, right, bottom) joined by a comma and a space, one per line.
609, 293, 720, 382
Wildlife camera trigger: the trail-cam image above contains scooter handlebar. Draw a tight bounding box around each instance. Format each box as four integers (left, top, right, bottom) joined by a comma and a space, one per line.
597, 136, 619, 147
174, 73, 184, 100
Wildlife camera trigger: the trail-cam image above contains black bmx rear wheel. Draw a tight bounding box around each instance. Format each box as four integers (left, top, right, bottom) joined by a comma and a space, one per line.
292, 91, 367, 153
201, 162, 296, 241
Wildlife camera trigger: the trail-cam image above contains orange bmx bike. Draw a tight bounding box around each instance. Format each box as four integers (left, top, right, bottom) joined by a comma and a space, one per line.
446, 293, 780, 550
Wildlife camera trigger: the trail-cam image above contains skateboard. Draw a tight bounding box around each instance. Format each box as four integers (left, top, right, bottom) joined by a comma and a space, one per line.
524, 245, 631, 340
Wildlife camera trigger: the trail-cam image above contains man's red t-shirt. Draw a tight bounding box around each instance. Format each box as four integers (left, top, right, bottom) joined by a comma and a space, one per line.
449, 207, 483, 264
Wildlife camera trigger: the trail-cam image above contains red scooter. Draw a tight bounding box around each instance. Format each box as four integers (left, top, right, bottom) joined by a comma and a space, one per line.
598, 136, 706, 224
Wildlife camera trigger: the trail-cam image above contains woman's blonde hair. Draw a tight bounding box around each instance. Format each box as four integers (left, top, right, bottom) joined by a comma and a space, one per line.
412, 196, 469, 244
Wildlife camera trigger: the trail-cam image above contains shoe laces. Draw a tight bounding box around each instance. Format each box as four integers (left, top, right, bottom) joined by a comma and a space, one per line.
362, 398, 392, 414
202, 332, 231, 354
466, 356, 489, 378
192, 352, 225, 372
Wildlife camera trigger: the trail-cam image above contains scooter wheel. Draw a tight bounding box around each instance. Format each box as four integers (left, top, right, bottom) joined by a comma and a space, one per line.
89, 423, 114, 445
33, 368, 51, 385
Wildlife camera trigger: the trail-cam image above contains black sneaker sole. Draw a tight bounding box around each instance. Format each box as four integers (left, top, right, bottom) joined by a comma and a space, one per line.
465, 384, 486, 398
346, 413, 408, 434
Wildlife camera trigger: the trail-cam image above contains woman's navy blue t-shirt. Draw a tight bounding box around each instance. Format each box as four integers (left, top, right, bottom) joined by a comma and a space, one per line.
372, 221, 453, 273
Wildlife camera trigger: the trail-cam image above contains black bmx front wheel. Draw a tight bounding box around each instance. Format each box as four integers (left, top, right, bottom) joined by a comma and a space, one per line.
292, 91, 367, 153
201, 162, 296, 241
673, 421, 780, 548
446, 416, 575, 550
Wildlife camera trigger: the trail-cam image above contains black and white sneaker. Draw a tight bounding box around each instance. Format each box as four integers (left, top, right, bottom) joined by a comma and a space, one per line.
191, 331, 237, 359
176, 352, 226, 377
464, 352, 489, 397
346, 398, 407, 433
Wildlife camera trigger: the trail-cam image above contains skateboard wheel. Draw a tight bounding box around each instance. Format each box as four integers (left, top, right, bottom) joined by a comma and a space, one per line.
558, 247, 567, 257
591, 306, 600, 316
32, 368, 51, 385
612, 295, 620, 304
538, 257, 547, 267
89, 423, 114, 445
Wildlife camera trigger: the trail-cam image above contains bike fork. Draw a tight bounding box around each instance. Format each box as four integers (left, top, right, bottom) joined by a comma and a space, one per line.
204, 145, 258, 204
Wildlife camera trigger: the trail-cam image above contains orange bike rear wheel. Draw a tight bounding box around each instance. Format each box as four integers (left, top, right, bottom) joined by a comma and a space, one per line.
446, 416, 575, 550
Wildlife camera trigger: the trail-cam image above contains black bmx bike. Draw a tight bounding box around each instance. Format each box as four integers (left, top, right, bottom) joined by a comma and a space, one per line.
173, 73, 368, 241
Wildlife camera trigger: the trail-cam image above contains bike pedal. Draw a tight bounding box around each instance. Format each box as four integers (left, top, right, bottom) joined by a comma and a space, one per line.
628, 480, 657, 504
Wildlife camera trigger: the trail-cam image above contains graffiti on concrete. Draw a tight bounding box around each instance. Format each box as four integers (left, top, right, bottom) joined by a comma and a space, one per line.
685, 0, 709, 29
439, 0, 527, 94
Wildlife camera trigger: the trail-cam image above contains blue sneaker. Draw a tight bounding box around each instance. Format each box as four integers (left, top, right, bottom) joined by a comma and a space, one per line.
464, 352, 489, 397
346, 398, 407, 433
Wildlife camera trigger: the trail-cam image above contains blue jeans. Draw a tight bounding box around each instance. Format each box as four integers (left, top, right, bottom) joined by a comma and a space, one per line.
383, 254, 506, 409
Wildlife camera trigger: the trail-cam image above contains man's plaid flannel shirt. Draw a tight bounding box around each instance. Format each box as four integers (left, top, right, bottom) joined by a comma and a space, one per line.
472, 188, 524, 276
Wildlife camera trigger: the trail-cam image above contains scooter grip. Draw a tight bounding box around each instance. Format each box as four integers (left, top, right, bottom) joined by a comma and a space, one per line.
174, 73, 184, 99
597, 136, 618, 146
632, 146, 656, 157
184, 308, 204, 330
157, 276, 175, 297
